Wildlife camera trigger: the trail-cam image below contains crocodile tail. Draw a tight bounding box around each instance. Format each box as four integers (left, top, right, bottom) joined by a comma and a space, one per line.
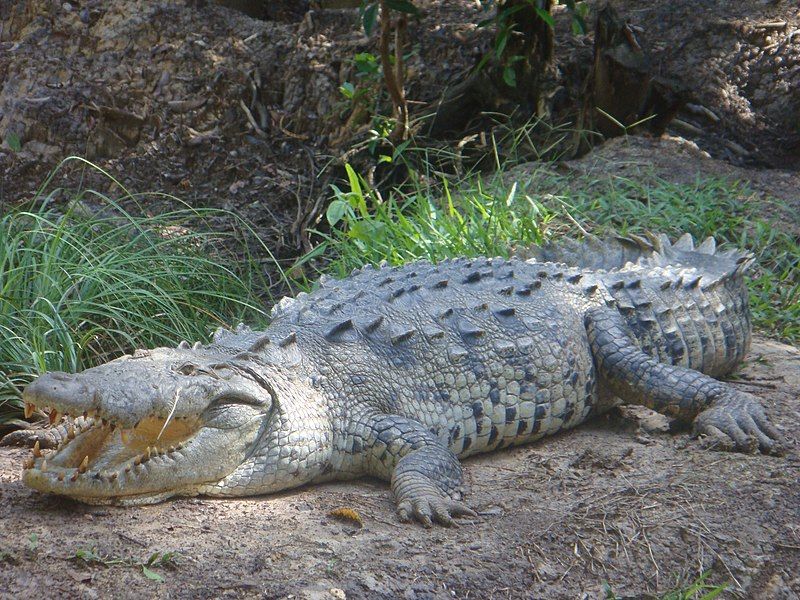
525, 232, 754, 285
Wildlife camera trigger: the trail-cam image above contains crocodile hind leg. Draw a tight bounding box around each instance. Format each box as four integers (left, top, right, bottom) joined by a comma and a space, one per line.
585, 307, 783, 454
347, 413, 476, 527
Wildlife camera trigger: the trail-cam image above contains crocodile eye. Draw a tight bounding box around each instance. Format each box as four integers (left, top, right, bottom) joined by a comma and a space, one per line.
175, 363, 198, 376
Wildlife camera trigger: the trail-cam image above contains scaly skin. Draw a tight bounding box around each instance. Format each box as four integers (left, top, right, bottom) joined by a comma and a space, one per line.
2, 233, 783, 526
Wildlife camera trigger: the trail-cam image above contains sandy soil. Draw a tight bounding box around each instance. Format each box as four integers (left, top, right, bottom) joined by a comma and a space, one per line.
0, 334, 798, 599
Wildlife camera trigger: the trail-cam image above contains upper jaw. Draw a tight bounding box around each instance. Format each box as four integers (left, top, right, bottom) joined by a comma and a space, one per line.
19, 372, 266, 503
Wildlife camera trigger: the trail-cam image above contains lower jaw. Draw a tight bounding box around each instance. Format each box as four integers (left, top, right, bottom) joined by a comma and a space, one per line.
21, 468, 202, 505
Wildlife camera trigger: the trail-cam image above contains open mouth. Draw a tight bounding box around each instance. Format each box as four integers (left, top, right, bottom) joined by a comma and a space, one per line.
22, 401, 201, 496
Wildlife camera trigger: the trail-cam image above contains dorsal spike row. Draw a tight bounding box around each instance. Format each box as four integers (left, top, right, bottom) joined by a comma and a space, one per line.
458, 320, 485, 338
567, 274, 583, 284
178, 341, 191, 350
626, 279, 642, 289
364, 315, 384, 332
673, 233, 695, 251
498, 286, 514, 296
552, 272, 564, 280
583, 284, 598, 295
325, 320, 354, 340
656, 308, 672, 318
439, 308, 455, 319
432, 279, 449, 289
378, 276, 394, 287
192, 341, 203, 350
474, 302, 489, 311
636, 301, 652, 309
685, 276, 702, 289
388, 288, 405, 301
463, 271, 482, 284
422, 326, 446, 340
326, 301, 345, 314
493, 306, 515, 318
697, 237, 716, 254
537, 270, 548, 279
611, 281, 625, 290
391, 329, 415, 345
448, 345, 468, 362
278, 331, 298, 347
659, 281, 672, 290
249, 334, 272, 352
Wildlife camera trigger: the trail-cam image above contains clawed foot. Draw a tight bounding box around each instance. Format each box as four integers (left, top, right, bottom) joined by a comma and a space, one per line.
394, 474, 476, 527
693, 392, 784, 455
0, 427, 59, 449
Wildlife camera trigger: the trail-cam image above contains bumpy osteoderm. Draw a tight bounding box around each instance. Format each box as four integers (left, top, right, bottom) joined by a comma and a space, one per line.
2, 233, 782, 525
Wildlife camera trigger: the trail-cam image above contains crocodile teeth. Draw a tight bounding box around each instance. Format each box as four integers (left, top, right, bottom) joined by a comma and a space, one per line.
70, 471, 79, 482
24, 402, 35, 419
67, 422, 76, 440
57, 472, 65, 482
49, 409, 61, 425
41, 459, 47, 472
33, 441, 42, 458
78, 456, 89, 473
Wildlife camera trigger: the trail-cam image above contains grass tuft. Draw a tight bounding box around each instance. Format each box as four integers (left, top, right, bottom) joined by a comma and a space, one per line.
0, 166, 269, 424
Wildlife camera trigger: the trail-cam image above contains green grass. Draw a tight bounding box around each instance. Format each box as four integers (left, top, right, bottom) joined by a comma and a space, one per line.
0, 164, 270, 424
301, 164, 798, 343
604, 570, 727, 599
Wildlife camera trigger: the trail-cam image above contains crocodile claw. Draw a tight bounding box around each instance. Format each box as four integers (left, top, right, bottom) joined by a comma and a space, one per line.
693, 391, 784, 455
397, 494, 476, 528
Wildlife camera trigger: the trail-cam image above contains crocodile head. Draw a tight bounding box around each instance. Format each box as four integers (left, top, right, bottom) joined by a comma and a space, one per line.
20, 347, 282, 505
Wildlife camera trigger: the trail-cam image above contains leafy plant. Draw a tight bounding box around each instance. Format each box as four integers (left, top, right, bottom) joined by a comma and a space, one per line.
0, 158, 272, 424
74, 547, 179, 582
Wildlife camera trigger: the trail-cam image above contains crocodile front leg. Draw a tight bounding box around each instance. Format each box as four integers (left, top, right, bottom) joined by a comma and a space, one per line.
345, 413, 476, 527
585, 307, 783, 454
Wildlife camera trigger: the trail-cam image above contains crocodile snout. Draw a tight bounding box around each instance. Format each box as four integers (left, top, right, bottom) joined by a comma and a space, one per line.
24, 371, 95, 410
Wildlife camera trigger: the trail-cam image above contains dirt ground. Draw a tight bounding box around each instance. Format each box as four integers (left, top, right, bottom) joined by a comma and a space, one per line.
1, 1, 799, 598
0, 334, 797, 599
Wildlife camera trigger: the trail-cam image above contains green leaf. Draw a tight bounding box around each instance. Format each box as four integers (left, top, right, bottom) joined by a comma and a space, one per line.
534, 7, 555, 28
326, 199, 349, 226
385, 0, 419, 14
503, 66, 516, 87
360, 2, 378, 36
142, 565, 164, 582
339, 82, 355, 99
6, 132, 21, 152
495, 28, 510, 58
392, 139, 411, 161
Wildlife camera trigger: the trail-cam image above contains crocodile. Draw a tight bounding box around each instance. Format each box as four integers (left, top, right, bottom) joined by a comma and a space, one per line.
2, 232, 783, 526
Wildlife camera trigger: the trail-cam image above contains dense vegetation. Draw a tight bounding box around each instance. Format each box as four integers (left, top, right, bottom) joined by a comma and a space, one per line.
1, 152, 796, 426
